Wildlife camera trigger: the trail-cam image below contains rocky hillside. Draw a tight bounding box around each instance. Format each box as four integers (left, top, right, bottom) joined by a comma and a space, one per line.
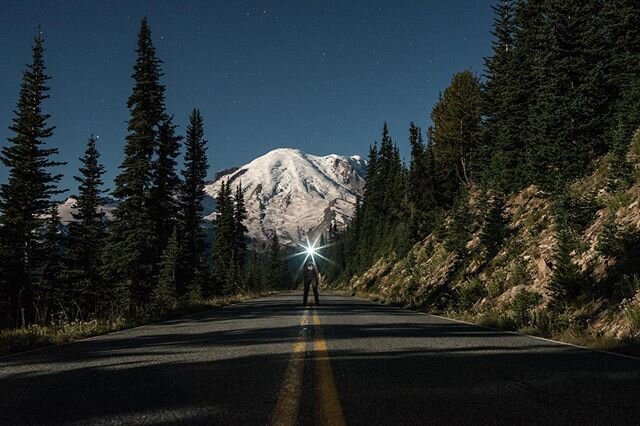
336, 133, 640, 344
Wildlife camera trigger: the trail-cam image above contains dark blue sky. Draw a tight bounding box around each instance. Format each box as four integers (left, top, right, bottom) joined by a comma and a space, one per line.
0, 1, 494, 194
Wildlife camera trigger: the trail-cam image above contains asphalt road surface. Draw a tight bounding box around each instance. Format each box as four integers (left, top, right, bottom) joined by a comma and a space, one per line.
1, 292, 640, 425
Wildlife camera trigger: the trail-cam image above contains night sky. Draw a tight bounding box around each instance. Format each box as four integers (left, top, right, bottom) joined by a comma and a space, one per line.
0, 1, 494, 194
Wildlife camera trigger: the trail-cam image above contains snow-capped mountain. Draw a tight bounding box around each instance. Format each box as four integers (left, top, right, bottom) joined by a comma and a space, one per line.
204, 148, 367, 245
57, 196, 117, 224
57, 148, 366, 246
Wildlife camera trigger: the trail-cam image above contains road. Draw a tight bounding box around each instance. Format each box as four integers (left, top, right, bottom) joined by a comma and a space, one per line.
1, 292, 639, 425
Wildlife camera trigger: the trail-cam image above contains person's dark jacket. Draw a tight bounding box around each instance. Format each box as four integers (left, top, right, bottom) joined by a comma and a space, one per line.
303, 265, 319, 283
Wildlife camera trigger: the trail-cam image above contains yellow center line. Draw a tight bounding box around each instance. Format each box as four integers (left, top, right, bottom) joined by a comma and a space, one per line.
271, 307, 346, 426
312, 310, 346, 426
271, 310, 310, 426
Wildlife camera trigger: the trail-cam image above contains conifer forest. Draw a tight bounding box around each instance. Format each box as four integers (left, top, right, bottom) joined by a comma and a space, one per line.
324, 1, 640, 345
0, 19, 288, 330
2, 1, 640, 352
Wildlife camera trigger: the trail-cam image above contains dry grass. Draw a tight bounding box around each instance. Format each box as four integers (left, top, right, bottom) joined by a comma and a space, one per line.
0, 291, 272, 357
0, 318, 129, 356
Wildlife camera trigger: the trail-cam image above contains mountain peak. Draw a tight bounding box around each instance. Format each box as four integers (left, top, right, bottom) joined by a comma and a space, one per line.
204, 148, 366, 245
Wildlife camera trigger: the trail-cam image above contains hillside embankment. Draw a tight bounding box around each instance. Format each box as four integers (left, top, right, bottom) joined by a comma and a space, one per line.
332, 134, 640, 354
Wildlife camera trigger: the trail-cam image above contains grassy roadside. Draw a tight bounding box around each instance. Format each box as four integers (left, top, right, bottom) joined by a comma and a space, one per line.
448, 310, 640, 358
0, 291, 273, 357
341, 289, 640, 359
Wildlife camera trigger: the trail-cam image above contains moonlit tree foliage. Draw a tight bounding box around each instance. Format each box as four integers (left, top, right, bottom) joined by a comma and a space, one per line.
104, 17, 170, 317
3, 1, 640, 329
330, 0, 640, 290
0, 32, 65, 327
177, 109, 209, 299
63, 135, 108, 318
0, 19, 273, 329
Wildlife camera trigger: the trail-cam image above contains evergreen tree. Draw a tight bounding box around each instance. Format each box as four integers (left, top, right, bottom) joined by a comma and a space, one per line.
177, 109, 209, 296
525, 2, 607, 190
343, 123, 412, 273
596, 213, 627, 258
607, 122, 633, 192
106, 18, 167, 316
64, 135, 108, 317
430, 71, 482, 205
246, 252, 266, 290
482, 0, 523, 191
548, 228, 580, 309
0, 32, 65, 326
344, 196, 363, 276
443, 190, 472, 255
479, 194, 507, 257
508, 0, 546, 187
358, 143, 380, 266
211, 181, 235, 294
152, 228, 178, 314
266, 233, 285, 289
378, 125, 406, 228
601, 0, 640, 143
233, 182, 248, 274
151, 117, 182, 253
182, 272, 204, 305
407, 122, 438, 241
39, 206, 64, 323
224, 252, 238, 294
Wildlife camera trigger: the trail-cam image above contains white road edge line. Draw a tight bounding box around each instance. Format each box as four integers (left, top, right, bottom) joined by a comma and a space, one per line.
349, 293, 640, 363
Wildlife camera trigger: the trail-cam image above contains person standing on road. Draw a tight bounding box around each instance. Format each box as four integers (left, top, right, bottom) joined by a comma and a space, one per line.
302, 261, 320, 306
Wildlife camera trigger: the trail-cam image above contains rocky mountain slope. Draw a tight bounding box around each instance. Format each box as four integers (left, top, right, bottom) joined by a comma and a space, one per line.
204, 148, 367, 245
59, 148, 367, 246
336, 133, 640, 345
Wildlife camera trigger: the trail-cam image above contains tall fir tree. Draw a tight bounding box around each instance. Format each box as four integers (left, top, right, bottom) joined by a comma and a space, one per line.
211, 181, 235, 294
150, 116, 181, 253
524, 1, 607, 190
479, 193, 507, 257
606, 121, 633, 192
152, 228, 178, 314
548, 228, 580, 310
0, 32, 65, 326
344, 195, 363, 276
177, 109, 209, 297
482, 0, 523, 191
233, 183, 249, 275
430, 71, 482, 205
39, 206, 64, 323
601, 0, 640, 144
266, 233, 285, 289
508, 0, 546, 187
106, 18, 168, 316
65, 135, 108, 317
246, 252, 266, 290
358, 143, 380, 267
407, 122, 437, 241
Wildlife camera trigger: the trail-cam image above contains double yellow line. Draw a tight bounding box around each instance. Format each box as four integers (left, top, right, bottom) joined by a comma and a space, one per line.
271, 308, 346, 426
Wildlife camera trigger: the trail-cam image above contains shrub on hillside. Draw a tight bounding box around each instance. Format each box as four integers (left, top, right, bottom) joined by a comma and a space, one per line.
553, 191, 601, 234
509, 289, 542, 329
457, 278, 486, 310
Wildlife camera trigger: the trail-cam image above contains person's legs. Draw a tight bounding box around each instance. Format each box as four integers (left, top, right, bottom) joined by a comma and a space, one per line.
303, 279, 309, 305
313, 281, 319, 305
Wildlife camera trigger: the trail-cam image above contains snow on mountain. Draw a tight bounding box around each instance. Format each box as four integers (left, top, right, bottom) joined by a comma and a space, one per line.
204, 148, 367, 245
57, 197, 117, 224
57, 148, 366, 246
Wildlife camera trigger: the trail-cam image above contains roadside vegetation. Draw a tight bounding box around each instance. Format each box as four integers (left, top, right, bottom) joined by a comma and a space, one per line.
0, 19, 292, 337
0, 291, 272, 356
324, 0, 640, 356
